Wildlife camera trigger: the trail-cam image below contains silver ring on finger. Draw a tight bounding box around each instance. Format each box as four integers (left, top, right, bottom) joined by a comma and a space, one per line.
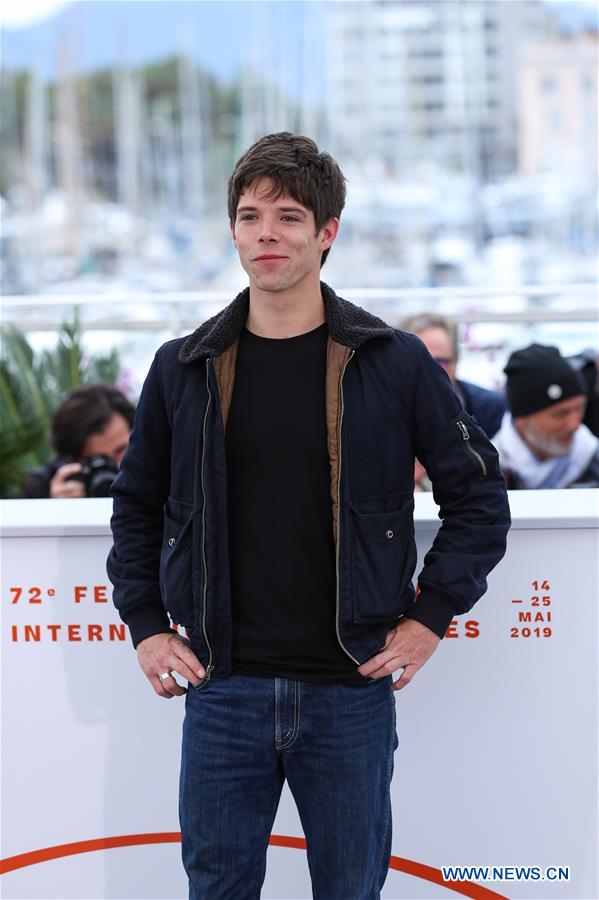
158, 671, 173, 682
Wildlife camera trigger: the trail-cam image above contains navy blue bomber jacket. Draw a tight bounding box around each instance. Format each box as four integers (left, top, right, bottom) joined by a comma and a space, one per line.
107, 284, 511, 682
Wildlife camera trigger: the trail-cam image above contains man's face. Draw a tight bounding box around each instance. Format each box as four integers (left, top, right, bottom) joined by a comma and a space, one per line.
516, 395, 587, 458
230, 178, 338, 296
415, 326, 457, 384
81, 412, 131, 464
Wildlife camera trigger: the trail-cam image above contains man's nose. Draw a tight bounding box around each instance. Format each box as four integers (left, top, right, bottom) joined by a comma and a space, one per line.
258, 218, 280, 241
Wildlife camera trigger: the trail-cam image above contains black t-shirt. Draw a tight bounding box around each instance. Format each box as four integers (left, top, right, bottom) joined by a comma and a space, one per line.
225, 322, 367, 685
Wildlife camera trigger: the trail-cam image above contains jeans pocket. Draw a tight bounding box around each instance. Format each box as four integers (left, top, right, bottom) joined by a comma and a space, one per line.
189, 676, 211, 692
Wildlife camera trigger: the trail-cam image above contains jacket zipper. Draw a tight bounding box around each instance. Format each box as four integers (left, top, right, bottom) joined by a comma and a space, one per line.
456, 419, 487, 476
335, 349, 360, 666
199, 359, 215, 682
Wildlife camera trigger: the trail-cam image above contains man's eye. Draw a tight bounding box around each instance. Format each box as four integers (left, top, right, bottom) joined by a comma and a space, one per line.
282, 216, 299, 222
239, 214, 256, 221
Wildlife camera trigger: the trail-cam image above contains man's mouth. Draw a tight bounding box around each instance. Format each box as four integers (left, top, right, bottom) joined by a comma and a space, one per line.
253, 255, 287, 261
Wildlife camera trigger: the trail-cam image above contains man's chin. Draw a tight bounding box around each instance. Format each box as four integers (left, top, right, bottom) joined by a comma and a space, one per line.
522, 425, 574, 458
251, 274, 284, 290
550, 437, 575, 456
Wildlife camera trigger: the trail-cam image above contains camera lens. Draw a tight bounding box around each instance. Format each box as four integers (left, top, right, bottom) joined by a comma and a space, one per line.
80, 455, 119, 497
88, 471, 117, 497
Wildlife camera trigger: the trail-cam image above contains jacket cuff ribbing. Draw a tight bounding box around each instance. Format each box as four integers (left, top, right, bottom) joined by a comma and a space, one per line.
403, 586, 460, 639
123, 603, 175, 649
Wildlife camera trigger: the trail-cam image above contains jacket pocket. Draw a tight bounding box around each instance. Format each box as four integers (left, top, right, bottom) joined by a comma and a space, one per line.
350, 495, 416, 624
159, 498, 194, 626
453, 411, 491, 477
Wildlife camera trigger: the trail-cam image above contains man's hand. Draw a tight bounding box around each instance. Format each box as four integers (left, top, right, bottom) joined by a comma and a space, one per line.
357, 618, 441, 692
50, 463, 85, 498
137, 632, 207, 698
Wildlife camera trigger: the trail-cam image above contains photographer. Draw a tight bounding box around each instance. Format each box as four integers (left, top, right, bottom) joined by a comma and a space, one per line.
21, 384, 135, 498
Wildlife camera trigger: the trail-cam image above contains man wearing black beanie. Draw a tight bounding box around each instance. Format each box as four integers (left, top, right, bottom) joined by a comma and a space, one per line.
493, 343, 599, 489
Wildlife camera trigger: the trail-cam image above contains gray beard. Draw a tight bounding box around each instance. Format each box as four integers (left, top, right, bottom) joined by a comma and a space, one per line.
518, 422, 573, 460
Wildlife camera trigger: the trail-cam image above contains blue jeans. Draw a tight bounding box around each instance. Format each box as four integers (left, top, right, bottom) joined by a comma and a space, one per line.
180, 674, 398, 900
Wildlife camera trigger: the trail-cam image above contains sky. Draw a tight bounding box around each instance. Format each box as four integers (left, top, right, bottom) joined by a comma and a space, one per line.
2, 0, 597, 31
1, 0, 73, 29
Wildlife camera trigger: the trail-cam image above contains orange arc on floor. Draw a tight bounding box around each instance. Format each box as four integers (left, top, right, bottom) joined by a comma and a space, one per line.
0, 832, 507, 899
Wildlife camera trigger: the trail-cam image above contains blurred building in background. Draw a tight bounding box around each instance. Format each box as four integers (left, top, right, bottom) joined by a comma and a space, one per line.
518, 32, 598, 179
1, 0, 597, 295
327, 0, 554, 180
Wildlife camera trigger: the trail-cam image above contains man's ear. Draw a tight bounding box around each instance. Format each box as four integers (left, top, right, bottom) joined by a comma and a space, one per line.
319, 217, 340, 253
229, 219, 237, 249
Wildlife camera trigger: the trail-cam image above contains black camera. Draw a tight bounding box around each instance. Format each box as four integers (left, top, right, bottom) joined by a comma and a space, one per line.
67, 454, 119, 497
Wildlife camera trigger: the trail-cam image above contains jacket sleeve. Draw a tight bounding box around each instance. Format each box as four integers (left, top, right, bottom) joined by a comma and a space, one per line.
106, 348, 174, 648
405, 337, 511, 638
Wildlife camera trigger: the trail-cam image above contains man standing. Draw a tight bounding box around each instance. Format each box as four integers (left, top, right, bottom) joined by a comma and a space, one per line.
107, 133, 510, 899
493, 343, 599, 489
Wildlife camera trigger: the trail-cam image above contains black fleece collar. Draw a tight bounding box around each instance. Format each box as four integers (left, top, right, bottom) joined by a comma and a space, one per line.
178, 282, 394, 364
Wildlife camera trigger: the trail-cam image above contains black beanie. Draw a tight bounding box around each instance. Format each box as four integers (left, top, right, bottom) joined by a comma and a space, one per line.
504, 344, 587, 417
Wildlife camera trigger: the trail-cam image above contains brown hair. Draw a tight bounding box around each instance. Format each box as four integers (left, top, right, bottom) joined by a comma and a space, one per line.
51, 384, 135, 460
228, 132, 346, 267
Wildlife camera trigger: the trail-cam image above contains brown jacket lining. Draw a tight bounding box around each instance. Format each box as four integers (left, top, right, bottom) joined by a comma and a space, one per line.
213, 341, 239, 431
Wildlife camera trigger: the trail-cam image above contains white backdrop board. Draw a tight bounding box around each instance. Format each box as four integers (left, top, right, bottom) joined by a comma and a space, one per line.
1, 491, 597, 900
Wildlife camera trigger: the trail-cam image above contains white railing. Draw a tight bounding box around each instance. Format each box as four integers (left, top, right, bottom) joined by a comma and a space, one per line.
1, 283, 597, 333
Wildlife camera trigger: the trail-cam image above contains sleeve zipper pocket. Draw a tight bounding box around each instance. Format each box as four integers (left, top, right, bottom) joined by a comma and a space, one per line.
456, 420, 487, 477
